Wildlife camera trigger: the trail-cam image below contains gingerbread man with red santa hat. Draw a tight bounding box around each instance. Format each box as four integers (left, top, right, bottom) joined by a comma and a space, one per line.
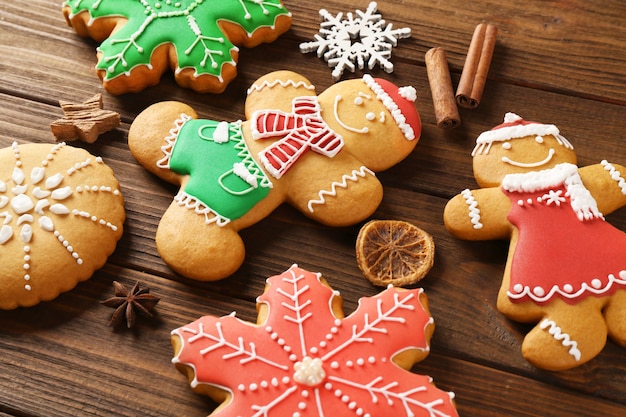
129, 70, 421, 281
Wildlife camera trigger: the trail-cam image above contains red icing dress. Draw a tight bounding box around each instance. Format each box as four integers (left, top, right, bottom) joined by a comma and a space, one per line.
503, 163, 626, 305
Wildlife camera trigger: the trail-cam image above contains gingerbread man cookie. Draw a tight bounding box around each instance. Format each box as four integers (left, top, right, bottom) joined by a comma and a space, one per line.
444, 113, 626, 370
171, 264, 458, 417
128, 70, 421, 281
62, 0, 292, 94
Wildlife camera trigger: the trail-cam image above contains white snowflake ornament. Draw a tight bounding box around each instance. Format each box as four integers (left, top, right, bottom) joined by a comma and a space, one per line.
300, 2, 411, 81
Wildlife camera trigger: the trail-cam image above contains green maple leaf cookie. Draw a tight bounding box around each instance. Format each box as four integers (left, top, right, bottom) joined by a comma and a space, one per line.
63, 0, 292, 94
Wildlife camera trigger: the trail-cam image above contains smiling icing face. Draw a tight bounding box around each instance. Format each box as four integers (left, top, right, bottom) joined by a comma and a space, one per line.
332, 90, 386, 134
320, 75, 421, 171
472, 113, 577, 187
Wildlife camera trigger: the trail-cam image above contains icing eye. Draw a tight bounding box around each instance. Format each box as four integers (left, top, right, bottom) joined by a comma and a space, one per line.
365, 112, 376, 121
354, 97, 364, 105
535, 135, 544, 144
501, 142, 512, 150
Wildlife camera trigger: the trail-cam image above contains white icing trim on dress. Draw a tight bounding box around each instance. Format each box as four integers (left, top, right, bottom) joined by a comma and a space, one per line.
502, 163, 604, 221
461, 189, 483, 229
157, 113, 192, 169
601, 160, 626, 195
307, 166, 375, 213
539, 319, 581, 361
362, 74, 416, 141
508, 270, 626, 303
247, 79, 315, 95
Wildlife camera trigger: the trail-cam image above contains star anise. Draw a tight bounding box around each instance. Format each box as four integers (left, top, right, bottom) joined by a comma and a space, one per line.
101, 281, 160, 328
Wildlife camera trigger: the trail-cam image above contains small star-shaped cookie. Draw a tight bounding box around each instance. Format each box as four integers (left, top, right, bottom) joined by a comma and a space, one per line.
50, 94, 120, 143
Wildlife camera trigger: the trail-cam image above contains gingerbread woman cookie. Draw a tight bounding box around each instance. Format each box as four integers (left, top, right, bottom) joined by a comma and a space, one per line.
62, 0, 292, 94
128, 70, 421, 281
444, 113, 626, 370
171, 264, 458, 417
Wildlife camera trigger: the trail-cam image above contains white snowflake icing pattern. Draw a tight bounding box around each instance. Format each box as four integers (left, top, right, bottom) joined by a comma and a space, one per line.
0, 142, 121, 291
172, 265, 458, 417
299, 1, 411, 81
541, 189, 566, 206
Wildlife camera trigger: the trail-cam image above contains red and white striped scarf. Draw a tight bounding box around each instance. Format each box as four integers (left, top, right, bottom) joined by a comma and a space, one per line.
251, 96, 344, 179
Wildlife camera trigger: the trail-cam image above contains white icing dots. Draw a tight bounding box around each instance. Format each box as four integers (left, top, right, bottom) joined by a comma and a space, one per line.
292, 356, 326, 386
72, 209, 119, 232
532, 286, 545, 297
23, 245, 31, 290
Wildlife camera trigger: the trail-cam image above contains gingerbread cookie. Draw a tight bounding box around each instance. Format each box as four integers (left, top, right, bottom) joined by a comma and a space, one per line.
128, 70, 421, 281
444, 113, 626, 370
62, 0, 292, 94
171, 264, 458, 417
0, 142, 125, 309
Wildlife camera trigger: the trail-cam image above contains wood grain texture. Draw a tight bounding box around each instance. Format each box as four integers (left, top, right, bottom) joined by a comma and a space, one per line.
1, 0, 626, 416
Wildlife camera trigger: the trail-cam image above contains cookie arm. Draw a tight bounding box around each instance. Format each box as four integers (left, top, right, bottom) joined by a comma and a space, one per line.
129, 101, 198, 184
443, 187, 512, 240
286, 154, 383, 227
581, 162, 626, 215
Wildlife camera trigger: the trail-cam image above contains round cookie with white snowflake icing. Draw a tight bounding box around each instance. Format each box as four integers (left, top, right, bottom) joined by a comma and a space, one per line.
0, 142, 125, 309
171, 264, 459, 417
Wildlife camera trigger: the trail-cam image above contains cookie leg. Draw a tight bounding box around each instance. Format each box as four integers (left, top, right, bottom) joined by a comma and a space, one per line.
156, 202, 245, 281
522, 301, 606, 371
604, 289, 626, 347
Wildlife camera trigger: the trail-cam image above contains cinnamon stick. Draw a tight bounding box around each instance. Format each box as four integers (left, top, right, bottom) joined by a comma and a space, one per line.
425, 47, 460, 129
456, 23, 498, 109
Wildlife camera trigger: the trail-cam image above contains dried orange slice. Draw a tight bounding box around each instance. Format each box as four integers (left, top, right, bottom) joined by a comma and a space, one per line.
356, 220, 435, 287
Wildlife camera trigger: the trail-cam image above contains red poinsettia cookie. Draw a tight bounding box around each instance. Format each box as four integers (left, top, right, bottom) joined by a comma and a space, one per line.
444, 113, 626, 370
171, 264, 458, 417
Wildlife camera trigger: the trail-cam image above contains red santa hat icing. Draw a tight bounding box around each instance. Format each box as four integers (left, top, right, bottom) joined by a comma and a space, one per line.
362, 74, 421, 141
472, 112, 573, 155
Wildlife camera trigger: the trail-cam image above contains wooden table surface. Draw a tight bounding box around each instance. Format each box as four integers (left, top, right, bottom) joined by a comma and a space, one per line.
1, 1, 626, 416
